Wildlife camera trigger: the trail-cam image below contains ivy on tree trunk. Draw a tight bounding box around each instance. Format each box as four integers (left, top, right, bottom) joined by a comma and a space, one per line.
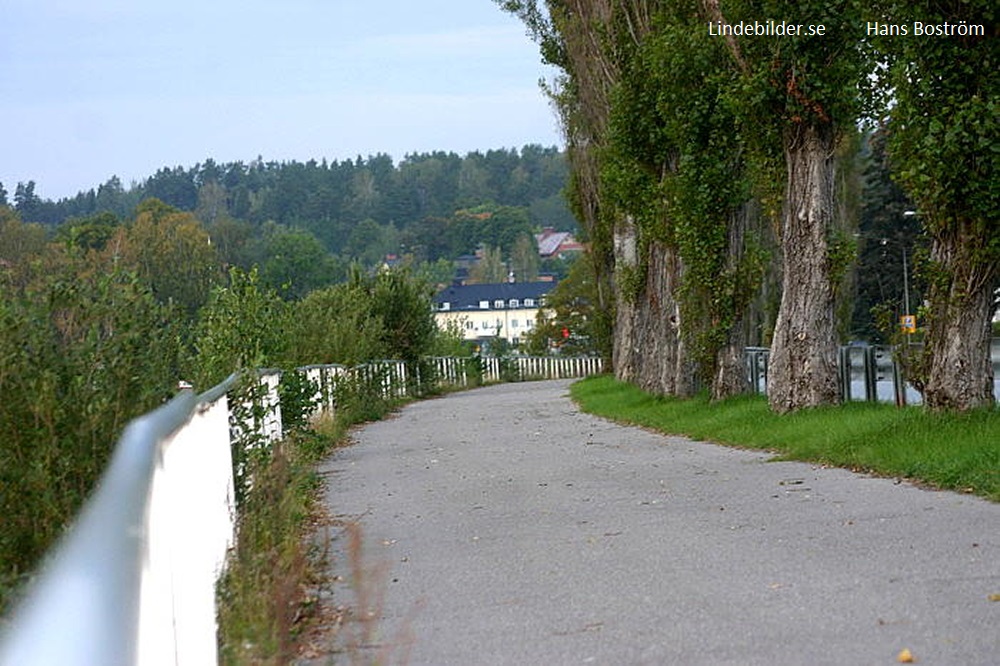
875, 0, 998, 411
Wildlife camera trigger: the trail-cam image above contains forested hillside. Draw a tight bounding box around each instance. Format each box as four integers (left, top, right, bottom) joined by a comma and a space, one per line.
1, 146, 574, 280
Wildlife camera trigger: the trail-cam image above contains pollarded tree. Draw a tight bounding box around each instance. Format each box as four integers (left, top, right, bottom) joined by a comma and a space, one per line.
603, 3, 766, 399
874, 0, 998, 411
503, 1, 765, 397
707, 0, 870, 412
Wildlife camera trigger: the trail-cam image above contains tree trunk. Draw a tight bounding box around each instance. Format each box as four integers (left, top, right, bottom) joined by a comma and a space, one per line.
711, 202, 755, 400
634, 240, 695, 397
612, 219, 695, 396
922, 222, 997, 411
612, 217, 640, 383
713, 332, 748, 400
767, 124, 840, 413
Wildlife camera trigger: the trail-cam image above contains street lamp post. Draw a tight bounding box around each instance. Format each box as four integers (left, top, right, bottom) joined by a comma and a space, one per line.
899, 210, 919, 335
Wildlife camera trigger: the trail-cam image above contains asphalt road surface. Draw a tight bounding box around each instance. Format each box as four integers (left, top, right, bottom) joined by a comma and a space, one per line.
317, 379, 999, 665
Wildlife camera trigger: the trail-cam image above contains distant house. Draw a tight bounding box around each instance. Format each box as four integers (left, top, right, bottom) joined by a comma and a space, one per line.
535, 227, 584, 259
433, 281, 557, 346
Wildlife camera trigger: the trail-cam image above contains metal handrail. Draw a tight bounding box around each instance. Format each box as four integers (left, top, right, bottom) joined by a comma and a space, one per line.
0, 369, 242, 666
0, 392, 199, 666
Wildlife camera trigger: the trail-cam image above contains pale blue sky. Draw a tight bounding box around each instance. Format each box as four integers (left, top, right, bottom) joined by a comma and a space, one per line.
0, 0, 561, 200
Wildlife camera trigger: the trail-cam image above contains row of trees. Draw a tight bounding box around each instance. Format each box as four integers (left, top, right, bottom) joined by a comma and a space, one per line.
500, 0, 997, 412
0, 202, 460, 611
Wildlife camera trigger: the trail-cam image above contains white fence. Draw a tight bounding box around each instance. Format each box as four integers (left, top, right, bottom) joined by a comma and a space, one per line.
0, 355, 603, 666
425, 354, 605, 385
508, 355, 604, 381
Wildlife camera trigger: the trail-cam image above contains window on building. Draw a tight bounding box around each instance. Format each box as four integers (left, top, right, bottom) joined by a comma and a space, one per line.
524, 298, 535, 307
526, 321, 534, 329
465, 321, 474, 330
439, 302, 450, 311
494, 299, 504, 309
509, 299, 519, 308
479, 300, 489, 309
511, 320, 520, 328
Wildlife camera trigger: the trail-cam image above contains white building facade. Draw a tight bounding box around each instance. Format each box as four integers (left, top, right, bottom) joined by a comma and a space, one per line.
433, 281, 556, 346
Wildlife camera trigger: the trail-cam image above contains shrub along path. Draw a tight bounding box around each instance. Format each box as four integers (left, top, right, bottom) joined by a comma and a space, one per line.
316, 379, 999, 665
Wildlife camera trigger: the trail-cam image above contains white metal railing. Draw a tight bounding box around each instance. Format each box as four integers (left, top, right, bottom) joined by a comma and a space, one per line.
0, 355, 604, 665
0, 375, 240, 666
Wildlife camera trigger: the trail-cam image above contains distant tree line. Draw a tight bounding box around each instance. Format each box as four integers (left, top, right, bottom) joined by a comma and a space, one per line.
2, 145, 574, 270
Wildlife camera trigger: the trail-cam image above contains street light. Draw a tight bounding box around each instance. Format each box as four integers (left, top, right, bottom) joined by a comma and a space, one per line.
897, 210, 918, 335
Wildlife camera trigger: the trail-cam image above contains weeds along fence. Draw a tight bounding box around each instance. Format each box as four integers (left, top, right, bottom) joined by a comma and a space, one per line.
0, 355, 603, 666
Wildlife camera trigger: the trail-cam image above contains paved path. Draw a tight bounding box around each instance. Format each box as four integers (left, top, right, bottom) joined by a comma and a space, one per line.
318, 380, 999, 665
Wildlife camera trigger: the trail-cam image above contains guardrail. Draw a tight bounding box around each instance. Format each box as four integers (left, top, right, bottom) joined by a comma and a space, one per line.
0, 375, 240, 666
0, 355, 603, 665
746, 344, 912, 404
748, 342, 1000, 406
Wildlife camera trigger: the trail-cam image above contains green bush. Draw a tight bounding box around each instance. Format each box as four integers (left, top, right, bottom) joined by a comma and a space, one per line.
0, 267, 183, 611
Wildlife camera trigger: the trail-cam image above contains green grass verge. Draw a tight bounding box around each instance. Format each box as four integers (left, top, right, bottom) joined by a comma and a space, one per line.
571, 375, 1000, 502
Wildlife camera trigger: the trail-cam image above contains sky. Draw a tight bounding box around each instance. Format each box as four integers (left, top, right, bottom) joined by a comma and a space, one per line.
0, 0, 562, 201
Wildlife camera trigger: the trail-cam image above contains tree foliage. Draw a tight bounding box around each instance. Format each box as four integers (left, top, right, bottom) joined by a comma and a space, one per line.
871, 0, 998, 410
192, 267, 292, 388
1, 228, 184, 596
851, 128, 923, 343
523, 254, 605, 356
118, 199, 222, 314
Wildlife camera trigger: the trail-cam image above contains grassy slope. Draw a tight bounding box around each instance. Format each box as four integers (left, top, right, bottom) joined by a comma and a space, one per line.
571, 375, 1000, 502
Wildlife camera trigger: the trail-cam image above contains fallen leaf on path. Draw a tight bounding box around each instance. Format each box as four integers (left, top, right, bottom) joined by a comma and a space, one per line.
897, 648, 915, 663
988, 593, 1000, 602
